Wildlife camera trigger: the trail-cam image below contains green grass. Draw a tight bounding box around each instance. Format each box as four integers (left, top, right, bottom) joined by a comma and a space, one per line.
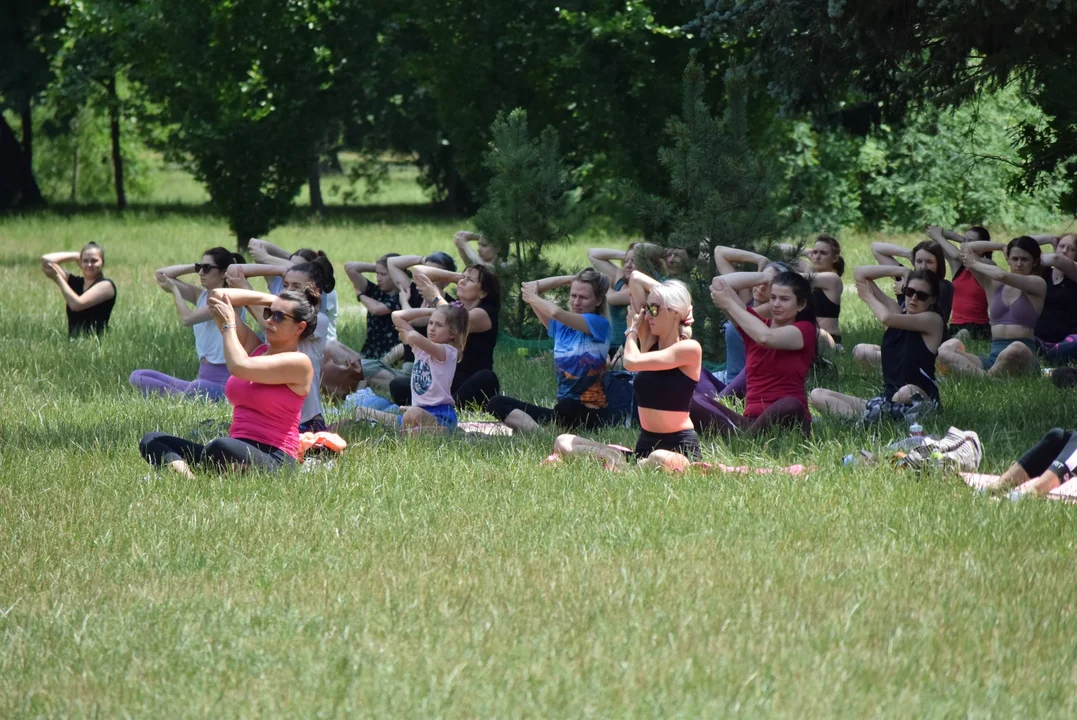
2, 203, 1077, 717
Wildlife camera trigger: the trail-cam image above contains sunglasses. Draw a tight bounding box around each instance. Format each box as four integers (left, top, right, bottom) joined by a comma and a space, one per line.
262, 308, 296, 323
194, 263, 219, 274
645, 302, 663, 317
903, 287, 933, 302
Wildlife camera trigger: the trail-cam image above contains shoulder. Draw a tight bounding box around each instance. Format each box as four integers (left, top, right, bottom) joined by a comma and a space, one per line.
442, 344, 458, 363
794, 320, 816, 342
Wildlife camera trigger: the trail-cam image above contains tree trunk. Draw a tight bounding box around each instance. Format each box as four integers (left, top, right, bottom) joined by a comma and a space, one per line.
0, 108, 45, 208
107, 76, 126, 211
308, 157, 323, 211
71, 138, 80, 203
20, 98, 32, 168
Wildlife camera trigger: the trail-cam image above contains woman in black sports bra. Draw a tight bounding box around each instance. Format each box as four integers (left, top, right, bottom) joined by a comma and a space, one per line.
548, 278, 703, 471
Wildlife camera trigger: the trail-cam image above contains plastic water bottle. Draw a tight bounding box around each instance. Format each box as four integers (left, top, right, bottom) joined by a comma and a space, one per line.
909, 422, 924, 439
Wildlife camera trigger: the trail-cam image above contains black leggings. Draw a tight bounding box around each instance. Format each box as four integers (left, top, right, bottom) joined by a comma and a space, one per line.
1017, 428, 1077, 480
390, 369, 501, 410
139, 432, 294, 473
486, 395, 609, 430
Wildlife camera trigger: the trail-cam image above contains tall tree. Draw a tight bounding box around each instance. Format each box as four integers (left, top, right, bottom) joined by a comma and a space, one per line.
0, 0, 66, 208
696, 0, 1077, 210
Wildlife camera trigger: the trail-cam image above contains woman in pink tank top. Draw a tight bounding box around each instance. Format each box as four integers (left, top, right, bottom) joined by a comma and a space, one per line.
139, 289, 317, 477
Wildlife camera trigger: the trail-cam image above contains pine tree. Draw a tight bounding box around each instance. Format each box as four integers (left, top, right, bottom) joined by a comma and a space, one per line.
474, 108, 581, 337
623, 51, 798, 356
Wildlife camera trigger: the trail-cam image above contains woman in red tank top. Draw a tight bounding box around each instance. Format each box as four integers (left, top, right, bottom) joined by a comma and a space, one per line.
929, 225, 992, 339
139, 289, 317, 477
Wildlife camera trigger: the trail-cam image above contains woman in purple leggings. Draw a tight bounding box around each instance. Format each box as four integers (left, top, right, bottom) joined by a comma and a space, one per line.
129, 247, 245, 400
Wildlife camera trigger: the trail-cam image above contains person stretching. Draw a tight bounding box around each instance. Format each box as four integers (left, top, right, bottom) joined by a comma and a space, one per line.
549, 280, 702, 471
588, 241, 639, 358
356, 304, 470, 433
387, 263, 502, 408
937, 236, 1046, 377
138, 291, 316, 476
130, 246, 246, 400
454, 231, 502, 271
811, 268, 944, 422
928, 225, 992, 339
343, 253, 406, 389
248, 240, 339, 340
782, 235, 844, 351
40, 242, 116, 336
693, 271, 818, 436
486, 268, 611, 432
1034, 234, 1077, 364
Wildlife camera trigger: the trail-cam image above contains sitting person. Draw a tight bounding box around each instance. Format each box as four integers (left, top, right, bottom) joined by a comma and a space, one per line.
355, 304, 470, 433
248, 239, 338, 340
692, 271, 817, 436
1034, 233, 1077, 364
386, 263, 502, 409
782, 235, 844, 351
40, 242, 116, 336
130, 246, 246, 400
972, 428, 1077, 498
588, 241, 638, 358
713, 244, 771, 382
343, 253, 404, 389
937, 236, 1046, 377
549, 280, 702, 470
486, 268, 611, 432
929, 225, 992, 339
138, 291, 316, 476
454, 230, 502, 271
218, 259, 332, 432
811, 268, 944, 422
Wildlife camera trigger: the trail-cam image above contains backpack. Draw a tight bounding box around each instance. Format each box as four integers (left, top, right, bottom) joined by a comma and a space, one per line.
603, 370, 636, 428
900, 426, 983, 472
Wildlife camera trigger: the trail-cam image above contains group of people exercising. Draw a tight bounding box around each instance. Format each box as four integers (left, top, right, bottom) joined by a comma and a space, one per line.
38, 224, 1077, 497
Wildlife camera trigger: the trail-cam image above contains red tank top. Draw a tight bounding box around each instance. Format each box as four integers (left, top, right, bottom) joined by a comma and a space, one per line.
225, 345, 307, 457
950, 269, 989, 325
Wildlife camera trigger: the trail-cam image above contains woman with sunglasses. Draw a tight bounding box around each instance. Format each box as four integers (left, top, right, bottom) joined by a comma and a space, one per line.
129, 247, 246, 400
548, 279, 702, 471
695, 271, 818, 436
40, 242, 116, 337
810, 267, 944, 422
219, 262, 331, 432
937, 236, 1047, 377
139, 290, 316, 477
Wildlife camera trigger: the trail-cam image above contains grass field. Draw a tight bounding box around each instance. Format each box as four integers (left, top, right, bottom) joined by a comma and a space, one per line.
3, 176, 1077, 716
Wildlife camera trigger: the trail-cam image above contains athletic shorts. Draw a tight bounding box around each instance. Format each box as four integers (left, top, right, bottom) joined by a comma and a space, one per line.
625, 428, 703, 462
978, 338, 1038, 370
398, 402, 458, 431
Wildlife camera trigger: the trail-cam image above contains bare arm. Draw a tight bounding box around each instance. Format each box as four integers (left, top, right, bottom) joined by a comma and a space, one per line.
210, 287, 276, 307
228, 263, 286, 279
961, 248, 1047, 297
710, 278, 806, 350
49, 273, 115, 311
532, 274, 576, 293
167, 281, 213, 326
344, 262, 376, 295
411, 265, 464, 285
1042, 253, 1077, 283
360, 295, 392, 316
1032, 235, 1059, 248
154, 265, 202, 302
454, 231, 485, 268
40, 251, 79, 281
870, 242, 911, 267
387, 255, 424, 294
927, 226, 964, 275
627, 270, 660, 312
623, 336, 702, 375
248, 238, 292, 266
588, 248, 626, 284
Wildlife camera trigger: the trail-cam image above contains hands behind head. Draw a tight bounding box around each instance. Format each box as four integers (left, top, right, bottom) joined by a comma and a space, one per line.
208, 295, 236, 329
225, 266, 251, 289
455, 231, 478, 243
248, 238, 271, 263
709, 277, 737, 310
520, 281, 539, 305
413, 270, 441, 304
926, 225, 943, 241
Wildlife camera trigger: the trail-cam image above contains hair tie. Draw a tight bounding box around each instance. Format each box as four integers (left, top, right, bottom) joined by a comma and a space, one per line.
682, 309, 695, 327
450, 300, 465, 309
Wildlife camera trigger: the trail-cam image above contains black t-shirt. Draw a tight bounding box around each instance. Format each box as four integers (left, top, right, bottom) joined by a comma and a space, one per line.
359, 285, 401, 359
66, 275, 116, 337
454, 299, 499, 388
1036, 274, 1077, 343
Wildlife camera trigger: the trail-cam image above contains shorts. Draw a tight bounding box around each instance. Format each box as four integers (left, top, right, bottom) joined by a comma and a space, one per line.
624, 428, 703, 462
978, 338, 1038, 370
399, 402, 458, 431
862, 394, 938, 424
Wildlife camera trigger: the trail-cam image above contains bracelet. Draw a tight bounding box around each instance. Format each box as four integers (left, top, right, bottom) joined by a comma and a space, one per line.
222, 323, 236, 331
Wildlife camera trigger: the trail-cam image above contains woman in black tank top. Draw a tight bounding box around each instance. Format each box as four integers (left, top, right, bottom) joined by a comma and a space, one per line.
810, 267, 945, 423
548, 276, 703, 471
40, 242, 117, 337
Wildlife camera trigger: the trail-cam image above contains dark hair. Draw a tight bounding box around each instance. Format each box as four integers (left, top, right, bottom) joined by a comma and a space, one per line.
203, 246, 245, 272
81, 242, 104, 262
816, 234, 844, 276
278, 289, 319, 339
767, 260, 797, 276
966, 226, 991, 242
377, 252, 400, 267
291, 248, 318, 262
910, 240, 947, 280
575, 267, 611, 316
425, 251, 457, 273
773, 270, 817, 326
1007, 236, 1042, 269
465, 263, 501, 309
905, 268, 941, 309
289, 252, 335, 294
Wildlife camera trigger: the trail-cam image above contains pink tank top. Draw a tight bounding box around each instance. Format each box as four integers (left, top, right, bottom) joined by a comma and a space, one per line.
225, 345, 307, 457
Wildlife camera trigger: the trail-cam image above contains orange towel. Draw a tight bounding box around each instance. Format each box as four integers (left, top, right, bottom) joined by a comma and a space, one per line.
297, 431, 347, 462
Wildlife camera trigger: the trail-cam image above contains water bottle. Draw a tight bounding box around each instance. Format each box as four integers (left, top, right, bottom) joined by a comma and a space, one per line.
909, 422, 924, 439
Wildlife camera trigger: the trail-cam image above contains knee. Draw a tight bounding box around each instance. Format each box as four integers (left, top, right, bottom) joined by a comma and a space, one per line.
129, 370, 142, 386
808, 388, 827, 409
1044, 428, 1068, 444
138, 431, 164, 457
852, 344, 875, 364
553, 434, 576, 456
485, 394, 509, 418
939, 339, 962, 354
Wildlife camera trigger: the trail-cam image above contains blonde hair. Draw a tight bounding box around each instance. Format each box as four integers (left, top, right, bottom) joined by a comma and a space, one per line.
650, 279, 694, 339
434, 304, 470, 362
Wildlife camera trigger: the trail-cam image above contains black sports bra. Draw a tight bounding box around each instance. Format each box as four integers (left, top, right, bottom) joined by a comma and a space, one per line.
633, 367, 698, 412
812, 287, 840, 319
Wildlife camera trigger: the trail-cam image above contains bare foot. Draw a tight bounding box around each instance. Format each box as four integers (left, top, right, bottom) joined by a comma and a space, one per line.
168, 460, 195, 480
